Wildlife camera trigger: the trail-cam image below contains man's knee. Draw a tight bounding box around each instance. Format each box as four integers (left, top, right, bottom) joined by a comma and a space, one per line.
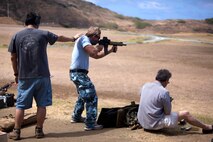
37, 107, 46, 110
178, 110, 190, 120
37, 107, 46, 113
181, 110, 190, 115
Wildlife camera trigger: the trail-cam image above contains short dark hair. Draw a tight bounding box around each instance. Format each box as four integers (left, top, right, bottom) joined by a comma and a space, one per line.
155, 69, 172, 82
25, 12, 41, 26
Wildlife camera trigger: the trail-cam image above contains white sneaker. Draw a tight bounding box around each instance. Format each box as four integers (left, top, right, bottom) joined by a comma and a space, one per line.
84, 124, 103, 131
70, 117, 85, 123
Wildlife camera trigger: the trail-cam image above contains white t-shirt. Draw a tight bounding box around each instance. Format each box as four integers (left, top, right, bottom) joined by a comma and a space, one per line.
70, 35, 91, 70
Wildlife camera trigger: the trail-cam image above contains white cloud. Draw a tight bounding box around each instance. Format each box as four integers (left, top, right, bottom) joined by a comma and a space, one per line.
138, 1, 167, 10
203, 2, 213, 8
83, 0, 98, 4
83, 0, 122, 4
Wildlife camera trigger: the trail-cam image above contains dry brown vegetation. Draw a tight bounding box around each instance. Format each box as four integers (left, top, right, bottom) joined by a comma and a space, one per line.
0, 24, 213, 142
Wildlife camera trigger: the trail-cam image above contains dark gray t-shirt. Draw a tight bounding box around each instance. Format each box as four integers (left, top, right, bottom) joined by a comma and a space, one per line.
8, 28, 58, 79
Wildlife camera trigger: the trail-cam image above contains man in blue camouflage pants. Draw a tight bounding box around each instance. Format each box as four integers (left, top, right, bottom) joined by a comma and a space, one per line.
70, 27, 117, 131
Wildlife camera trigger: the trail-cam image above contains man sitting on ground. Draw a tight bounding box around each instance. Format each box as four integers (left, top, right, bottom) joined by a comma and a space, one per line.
137, 69, 213, 134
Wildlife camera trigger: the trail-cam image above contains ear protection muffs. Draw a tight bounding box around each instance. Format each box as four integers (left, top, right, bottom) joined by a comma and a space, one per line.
25, 12, 41, 27
34, 14, 41, 26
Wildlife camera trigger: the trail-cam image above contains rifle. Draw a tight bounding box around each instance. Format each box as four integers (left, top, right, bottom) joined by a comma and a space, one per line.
0, 82, 14, 92
98, 37, 126, 55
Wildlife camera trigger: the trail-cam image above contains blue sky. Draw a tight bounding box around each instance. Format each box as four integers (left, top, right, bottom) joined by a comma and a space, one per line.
84, 0, 213, 20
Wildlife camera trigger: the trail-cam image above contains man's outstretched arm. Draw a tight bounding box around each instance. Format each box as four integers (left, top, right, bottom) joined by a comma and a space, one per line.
57, 33, 83, 42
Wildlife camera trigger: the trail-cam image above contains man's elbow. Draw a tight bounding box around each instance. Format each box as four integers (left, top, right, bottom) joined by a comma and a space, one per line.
164, 109, 171, 115
57, 36, 63, 42
164, 112, 171, 115
89, 51, 100, 59
90, 54, 99, 59
11, 54, 17, 61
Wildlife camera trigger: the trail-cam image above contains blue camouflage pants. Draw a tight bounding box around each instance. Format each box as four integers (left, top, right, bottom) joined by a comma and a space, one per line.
70, 72, 98, 128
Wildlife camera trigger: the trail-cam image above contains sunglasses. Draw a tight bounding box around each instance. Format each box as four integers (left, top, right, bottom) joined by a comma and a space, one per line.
93, 34, 100, 39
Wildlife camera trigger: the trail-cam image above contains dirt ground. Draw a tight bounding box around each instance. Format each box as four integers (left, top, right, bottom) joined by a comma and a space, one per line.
0, 24, 213, 142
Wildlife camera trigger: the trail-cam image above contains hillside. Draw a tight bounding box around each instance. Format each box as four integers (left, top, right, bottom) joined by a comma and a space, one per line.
0, 0, 213, 34
0, 0, 134, 29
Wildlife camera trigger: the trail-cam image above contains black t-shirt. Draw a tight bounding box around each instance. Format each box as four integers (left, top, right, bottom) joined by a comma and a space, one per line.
8, 28, 58, 79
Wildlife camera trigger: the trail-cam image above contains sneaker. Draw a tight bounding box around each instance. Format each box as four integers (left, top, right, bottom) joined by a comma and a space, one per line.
130, 123, 142, 130
9, 128, 21, 140
71, 117, 86, 123
84, 124, 103, 131
35, 127, 44, 139
202, 125, 213, 134
179, 119, 187, 126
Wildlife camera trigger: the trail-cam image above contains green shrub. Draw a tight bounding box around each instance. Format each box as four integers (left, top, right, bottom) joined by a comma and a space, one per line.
115, 14, 125, 19
134, 17, 142, 21
134, 20, 152, 29
205, 18, 213, 25
177, 20, 186, 24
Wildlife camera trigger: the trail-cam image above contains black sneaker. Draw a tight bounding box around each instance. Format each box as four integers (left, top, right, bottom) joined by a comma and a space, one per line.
9, 128, 21, 140
202, 125, 213, 134
179, 119, 186, 125
35, 127, 44, 138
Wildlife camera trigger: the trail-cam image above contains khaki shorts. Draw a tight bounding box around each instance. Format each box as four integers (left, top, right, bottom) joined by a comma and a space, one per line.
156, 112, 178, 129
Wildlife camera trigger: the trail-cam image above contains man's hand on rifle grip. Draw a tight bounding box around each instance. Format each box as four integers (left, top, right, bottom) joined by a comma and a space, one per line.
112, 45, 117, 53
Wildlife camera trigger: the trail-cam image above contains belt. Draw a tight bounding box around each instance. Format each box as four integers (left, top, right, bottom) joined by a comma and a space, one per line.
70, 69, 88, 74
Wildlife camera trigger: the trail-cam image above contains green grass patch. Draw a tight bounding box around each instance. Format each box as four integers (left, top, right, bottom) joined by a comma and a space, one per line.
194, 114, 213, 124
127, 37, 149, 44
0, 44, 8, 48
100, 22, 119, 30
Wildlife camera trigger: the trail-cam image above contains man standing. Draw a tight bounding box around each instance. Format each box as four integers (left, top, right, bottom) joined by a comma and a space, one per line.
137, 69, 213, 133
70, 27, 117, 131
8, 12, 80, 140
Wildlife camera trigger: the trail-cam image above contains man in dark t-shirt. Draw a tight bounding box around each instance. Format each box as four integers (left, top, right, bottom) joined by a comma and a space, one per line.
8, 12, 81, 140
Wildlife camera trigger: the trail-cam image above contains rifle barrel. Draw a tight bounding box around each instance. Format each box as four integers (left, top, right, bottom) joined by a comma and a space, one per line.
0, 82, 14, 91
0, 84, 10, 91
109, 41, 126, 46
